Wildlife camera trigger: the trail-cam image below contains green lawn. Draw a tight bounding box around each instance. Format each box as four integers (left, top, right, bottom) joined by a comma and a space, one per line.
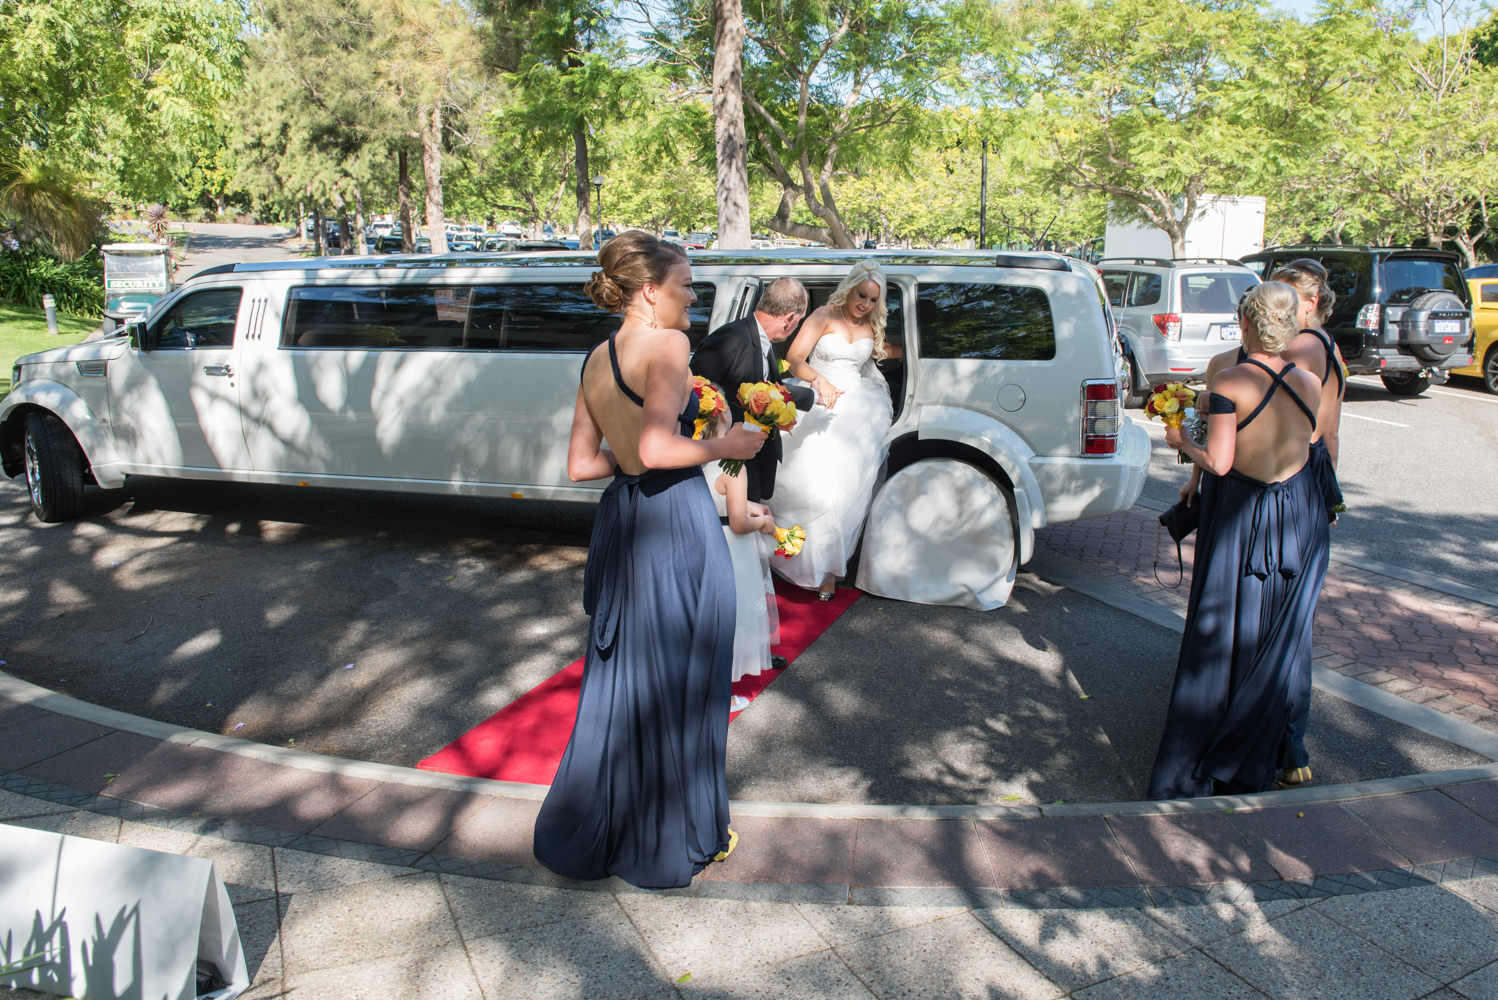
0, 301, 100, 400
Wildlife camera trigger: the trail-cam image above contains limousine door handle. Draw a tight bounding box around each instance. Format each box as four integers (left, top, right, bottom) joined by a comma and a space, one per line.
201, 363, 233, 377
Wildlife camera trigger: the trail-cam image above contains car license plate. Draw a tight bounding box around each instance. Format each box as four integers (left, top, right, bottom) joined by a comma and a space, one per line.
1433, 319, 1461, 334
1219, 324, 1240, 340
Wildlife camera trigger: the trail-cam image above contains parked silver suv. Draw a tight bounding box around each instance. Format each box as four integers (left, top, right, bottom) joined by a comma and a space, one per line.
1100, 258, 1261, 404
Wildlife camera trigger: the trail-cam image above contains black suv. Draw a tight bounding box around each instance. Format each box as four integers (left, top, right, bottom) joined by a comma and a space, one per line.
1241, 246, 1474, 396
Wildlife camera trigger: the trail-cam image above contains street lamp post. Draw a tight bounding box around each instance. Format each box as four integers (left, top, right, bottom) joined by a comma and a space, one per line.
591, 175, 604, 242
979, 138, 988, 251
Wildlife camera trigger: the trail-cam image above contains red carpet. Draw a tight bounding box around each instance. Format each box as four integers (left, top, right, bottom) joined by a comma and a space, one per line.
417, 580, 860, 784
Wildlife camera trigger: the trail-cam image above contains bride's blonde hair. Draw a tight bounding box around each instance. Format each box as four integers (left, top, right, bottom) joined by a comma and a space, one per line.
827, 260, 890, 360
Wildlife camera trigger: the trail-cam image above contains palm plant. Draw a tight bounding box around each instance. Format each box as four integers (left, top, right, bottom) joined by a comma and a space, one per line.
0, 149, 100, 262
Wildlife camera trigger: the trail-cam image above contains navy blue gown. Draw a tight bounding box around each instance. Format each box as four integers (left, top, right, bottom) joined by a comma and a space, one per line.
1280, 328, 1343, 773
533, 332, 736, 889
1148, 362, 1330, 799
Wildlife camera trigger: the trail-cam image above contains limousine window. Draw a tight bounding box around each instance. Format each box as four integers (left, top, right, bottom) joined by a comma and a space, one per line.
917, 283, 1055, 361
151, 288, 243, 349
282, 282, 719, 351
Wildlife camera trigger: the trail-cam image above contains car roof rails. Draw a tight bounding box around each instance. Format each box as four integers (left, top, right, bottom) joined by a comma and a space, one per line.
1171, 257, 1247, 267
1097, 257, 1175, 268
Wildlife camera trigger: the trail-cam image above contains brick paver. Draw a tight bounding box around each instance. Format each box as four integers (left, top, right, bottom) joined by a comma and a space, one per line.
1039, 508, 1498, 728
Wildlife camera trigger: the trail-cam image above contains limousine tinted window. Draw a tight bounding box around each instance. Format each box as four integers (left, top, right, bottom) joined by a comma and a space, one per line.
152, 288, 243, 349
282, 282, 718, 351
917, 283, 1055, 361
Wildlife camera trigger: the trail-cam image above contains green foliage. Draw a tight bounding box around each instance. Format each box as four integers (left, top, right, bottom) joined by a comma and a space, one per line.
0, 0, 246, 204
0, 248, 106, 315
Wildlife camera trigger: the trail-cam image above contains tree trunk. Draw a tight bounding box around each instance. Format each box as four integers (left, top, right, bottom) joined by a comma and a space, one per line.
331, 187, 350, 256
312, 203, 325, 256
574, 119, 594, 249
421, 103, 448, 255
398, 148, 414, 252
353, 185, 368, 256
713, 0, 750, 250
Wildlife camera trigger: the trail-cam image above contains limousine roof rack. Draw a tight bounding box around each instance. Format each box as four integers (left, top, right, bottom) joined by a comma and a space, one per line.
217, 246, 1083, 275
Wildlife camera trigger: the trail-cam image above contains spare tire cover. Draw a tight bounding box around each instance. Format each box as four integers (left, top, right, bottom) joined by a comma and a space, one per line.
1398, 290, 1466, 362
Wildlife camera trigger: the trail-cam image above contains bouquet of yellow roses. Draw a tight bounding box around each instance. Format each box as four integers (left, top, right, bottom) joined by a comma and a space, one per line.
1144, 382, 1196, 429
1146, 381, 1199, 463
689, 375, 729, 440
772, 524, 806, 559
719, 380, 799, 475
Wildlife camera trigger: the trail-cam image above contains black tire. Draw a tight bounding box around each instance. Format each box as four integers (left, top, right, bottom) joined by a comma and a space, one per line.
1483, 345, 1498, 395
1122, 351, 1147, 408
1381, 371, 1430, 396
22, 412, 86, 522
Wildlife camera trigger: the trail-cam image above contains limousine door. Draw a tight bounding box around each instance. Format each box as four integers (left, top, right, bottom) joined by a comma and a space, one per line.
108, 286, 254, 476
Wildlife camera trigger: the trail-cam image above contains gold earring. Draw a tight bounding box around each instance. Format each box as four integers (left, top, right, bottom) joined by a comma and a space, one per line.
649, 303, 659, 328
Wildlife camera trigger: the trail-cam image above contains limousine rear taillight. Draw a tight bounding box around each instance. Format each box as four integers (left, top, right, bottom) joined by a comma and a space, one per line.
1082, 380, 1120, 455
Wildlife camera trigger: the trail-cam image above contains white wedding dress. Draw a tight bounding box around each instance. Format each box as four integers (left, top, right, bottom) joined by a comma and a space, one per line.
771, 335, 893, 590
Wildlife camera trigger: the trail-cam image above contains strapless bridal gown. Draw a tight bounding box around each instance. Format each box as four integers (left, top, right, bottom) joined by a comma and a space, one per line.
770, 335, 893, 590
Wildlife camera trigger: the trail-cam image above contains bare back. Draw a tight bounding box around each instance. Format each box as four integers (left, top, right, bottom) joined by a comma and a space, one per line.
1282, 327, 1344, 450
1214, 359, 1320, 484
579, 325, 692, 476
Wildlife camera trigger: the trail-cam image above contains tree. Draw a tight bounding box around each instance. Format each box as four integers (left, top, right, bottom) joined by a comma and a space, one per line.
1311, 0, 1498, 265
0, 0, 245, 207
983, 0, 1304, 258
712, 0, 751, 248
651, 0, 962, 248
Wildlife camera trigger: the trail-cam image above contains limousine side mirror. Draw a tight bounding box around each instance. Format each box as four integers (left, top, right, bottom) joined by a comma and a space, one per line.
128, 319, 151, 350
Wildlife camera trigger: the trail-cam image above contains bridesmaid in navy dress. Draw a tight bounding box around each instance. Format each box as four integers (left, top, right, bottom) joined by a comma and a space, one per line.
533, 232, 766, 888
1148, 281, 1328, 800
1272, 260, 1346, 787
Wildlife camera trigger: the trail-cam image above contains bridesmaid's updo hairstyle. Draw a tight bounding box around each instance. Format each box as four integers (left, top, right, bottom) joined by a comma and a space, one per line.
1271, 258, 1336, 326
584, 230, 688, 315
1238, 280, 1300, 354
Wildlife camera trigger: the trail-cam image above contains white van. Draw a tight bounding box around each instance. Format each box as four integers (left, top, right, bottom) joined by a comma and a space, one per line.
2, 249, 1148, 608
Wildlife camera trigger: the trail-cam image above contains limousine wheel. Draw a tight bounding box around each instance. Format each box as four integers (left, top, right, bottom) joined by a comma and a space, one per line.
853, 458, 1019, 611
23, 412, 85, 523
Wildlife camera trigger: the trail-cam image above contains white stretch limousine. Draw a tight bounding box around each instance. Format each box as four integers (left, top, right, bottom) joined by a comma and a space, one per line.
2, 249, 1148, 608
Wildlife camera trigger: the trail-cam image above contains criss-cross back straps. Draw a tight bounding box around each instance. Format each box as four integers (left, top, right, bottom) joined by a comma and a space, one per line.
1235, 359, 1317, 432
1301, 327, 1345, 395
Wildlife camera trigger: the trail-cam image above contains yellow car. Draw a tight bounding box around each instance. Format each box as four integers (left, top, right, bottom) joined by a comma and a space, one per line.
1459, 276, 1498, 393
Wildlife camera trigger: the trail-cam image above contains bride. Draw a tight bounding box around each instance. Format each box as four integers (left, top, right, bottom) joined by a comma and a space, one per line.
771, 261, 899, 601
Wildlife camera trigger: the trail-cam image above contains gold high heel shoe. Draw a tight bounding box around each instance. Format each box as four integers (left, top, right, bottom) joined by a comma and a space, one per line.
713, 827, 739, 862
1278, 766, 1312, 788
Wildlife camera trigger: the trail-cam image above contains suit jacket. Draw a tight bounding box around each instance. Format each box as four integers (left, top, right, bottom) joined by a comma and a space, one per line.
691, 315, 815, 501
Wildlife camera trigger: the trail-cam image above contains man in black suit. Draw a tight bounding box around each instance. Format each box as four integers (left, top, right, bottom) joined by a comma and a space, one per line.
691, 277, 816, 503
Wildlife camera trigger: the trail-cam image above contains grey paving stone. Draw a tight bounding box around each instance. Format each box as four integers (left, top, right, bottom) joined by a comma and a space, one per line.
835, 911, 1064, 1000
1315, 883, 1498, 982
1071, 948, 1268, 999
272, 845, 422, 894
464, 908, 670, 999
5, 809, 121, 842
1449, 874, 1498, 917
616, 893, 830, 979
1450, 960, 1498, 1000
117, 819, 277, 904
1202, 904, 1441, 1000
277, 872, 458, 975
283, 943, 482, 1000
677, 948, 877, 999
790, 901, 968, 948
1140, 897, 1314, 947
0, 789, 73, 821
440, 872, 621, 940
973, 907, 1194, 992
233, 896, 283, 987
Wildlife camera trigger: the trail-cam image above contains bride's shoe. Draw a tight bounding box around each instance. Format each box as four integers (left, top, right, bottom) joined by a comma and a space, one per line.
713, 827, 739, 862
817, 576, 836, 602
